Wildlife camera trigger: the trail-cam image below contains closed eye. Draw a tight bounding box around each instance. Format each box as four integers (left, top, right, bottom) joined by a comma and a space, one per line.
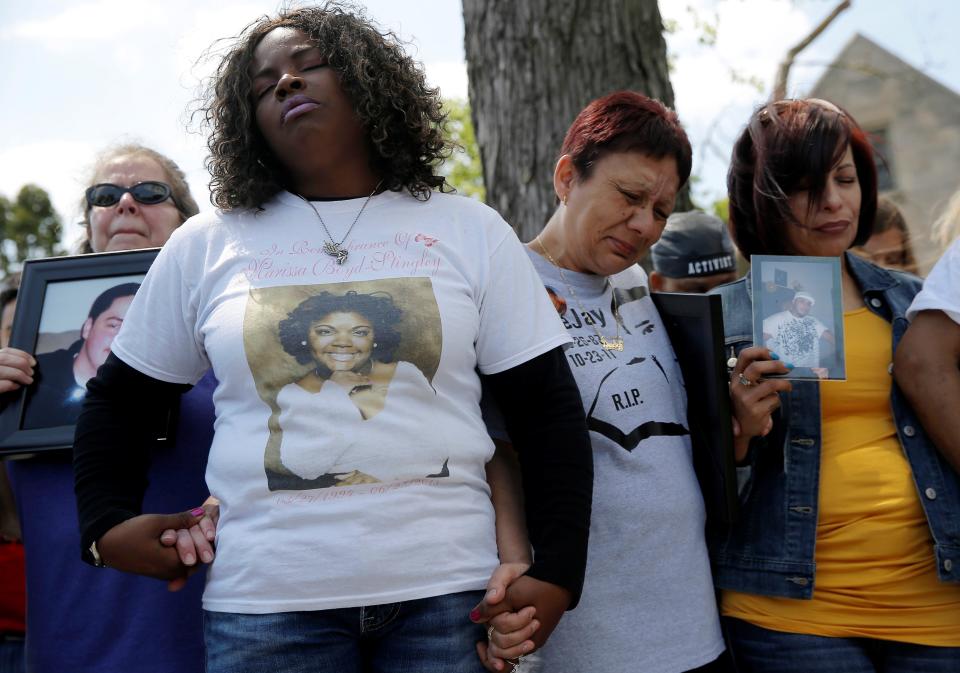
255, 82, 276, 101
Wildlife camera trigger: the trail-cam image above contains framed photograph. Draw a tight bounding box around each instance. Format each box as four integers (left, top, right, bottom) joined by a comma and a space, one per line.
652, 292, 738, 524
750, 255, 846, 381
0, 248, 168, 455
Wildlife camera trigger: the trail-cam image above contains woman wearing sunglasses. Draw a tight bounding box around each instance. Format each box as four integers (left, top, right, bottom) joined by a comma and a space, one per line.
72, 5, 591, 673
81, 178, 191, 252
1, 144, 215, 673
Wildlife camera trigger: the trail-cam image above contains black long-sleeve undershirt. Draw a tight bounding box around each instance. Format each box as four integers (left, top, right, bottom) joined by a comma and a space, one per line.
74, 348, 593, 605
73, 353, 191, 565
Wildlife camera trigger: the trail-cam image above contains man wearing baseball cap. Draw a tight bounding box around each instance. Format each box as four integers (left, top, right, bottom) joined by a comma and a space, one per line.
650, 211, 739, 293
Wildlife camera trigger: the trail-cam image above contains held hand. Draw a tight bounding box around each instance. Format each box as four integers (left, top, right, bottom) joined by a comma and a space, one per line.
161, 497, 220, 591
730, 347, 793, 461
0, 348, 35, 394
99, 510, 207, 589
473, 563, 537, 670
471, 575, 570, 655
475, 605, 539, 671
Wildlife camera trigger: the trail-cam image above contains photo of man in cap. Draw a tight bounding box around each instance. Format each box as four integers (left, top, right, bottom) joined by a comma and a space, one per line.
650, 211, 739, 293
762, 290, 836, 375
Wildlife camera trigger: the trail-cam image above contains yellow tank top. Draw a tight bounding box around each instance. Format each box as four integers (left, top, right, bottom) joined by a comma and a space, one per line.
722, 307, 960, 645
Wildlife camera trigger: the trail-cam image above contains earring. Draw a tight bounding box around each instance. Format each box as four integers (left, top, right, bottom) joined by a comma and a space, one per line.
300, 340, 307, 346
373, 342, 378, 348
562, 194, 568, 206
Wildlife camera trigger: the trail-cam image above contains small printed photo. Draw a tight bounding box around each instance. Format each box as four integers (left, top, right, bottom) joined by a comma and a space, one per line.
750, 255, 845, 381
22, 275, 145, 430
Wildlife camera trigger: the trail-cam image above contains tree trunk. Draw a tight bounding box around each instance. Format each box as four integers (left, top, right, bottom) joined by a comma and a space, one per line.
462, 0, 677, 242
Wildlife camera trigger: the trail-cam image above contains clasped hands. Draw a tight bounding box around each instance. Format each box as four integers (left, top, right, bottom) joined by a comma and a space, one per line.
96, 497, 219, 592
470, 563, 571, 672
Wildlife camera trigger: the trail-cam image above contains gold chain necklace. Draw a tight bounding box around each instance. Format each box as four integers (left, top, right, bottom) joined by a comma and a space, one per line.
534, 236, 624, 351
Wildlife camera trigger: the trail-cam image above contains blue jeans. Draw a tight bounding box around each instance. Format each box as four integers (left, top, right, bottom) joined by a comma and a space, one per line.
0, 638, 24, 673
204, 590, 487, 673
724, 617, 960, 673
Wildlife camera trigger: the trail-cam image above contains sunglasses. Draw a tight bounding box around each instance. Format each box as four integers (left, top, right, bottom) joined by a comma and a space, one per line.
85, 181, 175, 208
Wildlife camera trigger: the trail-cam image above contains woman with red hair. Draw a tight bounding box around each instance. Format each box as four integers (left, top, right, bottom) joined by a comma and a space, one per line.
477, 91, 730, 673
713, 99, 960, 672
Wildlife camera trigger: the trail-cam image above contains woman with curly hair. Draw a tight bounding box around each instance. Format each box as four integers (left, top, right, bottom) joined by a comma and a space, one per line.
72, 4, 592, 672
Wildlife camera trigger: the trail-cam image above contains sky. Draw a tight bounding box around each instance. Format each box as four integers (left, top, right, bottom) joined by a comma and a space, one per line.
1, 0, 958, 249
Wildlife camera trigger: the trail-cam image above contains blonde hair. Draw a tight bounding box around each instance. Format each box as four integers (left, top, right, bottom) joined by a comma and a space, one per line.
77, 144, 199, 253
933, 188, 960, 252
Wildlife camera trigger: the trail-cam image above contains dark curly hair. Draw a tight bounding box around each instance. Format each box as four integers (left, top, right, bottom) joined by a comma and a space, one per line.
279, 290, 403, 365
727, 98, 877, 257
197, 2, 452, 210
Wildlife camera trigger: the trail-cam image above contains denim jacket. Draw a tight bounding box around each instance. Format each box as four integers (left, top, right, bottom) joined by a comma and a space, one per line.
708, 252, 960, 599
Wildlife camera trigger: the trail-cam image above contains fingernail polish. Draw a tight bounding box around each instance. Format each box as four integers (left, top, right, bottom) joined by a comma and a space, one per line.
770, 352, 780, 360
191, 507, 205, 517
786, 362, 795, 370
469, 608, 481, 622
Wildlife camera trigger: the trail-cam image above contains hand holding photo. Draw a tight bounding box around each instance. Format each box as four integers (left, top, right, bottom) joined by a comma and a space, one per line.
750, 255, 846, 381
0, 249, 169, 455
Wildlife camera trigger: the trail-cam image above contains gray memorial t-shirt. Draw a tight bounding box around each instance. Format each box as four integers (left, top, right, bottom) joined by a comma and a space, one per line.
509, 250, 725, 673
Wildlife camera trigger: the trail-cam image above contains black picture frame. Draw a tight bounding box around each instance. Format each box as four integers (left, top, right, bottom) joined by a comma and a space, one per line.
652, 291, 738, 524
0, 248, 166, 456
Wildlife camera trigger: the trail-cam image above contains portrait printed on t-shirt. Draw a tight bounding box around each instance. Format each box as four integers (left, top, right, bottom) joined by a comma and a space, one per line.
22, 275, 144, 430
243, 278, 446, 491
541, 276, 691, 453
750, 255, 846, 381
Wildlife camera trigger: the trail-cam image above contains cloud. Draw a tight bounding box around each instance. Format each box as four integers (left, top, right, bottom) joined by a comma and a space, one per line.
0, 140, 97, 248
174, 3, 271, 92
660, 0, 814, 202
2, 0, 170, 47
425, 61, 469, 101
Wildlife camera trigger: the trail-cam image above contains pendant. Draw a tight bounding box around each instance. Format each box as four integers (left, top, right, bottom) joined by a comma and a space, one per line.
600, 337, 624, 351
323, 241, 349, 265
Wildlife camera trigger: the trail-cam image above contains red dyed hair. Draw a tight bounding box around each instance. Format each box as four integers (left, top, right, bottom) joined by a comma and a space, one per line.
727, 99, 878, 257
560, 91, 692, 187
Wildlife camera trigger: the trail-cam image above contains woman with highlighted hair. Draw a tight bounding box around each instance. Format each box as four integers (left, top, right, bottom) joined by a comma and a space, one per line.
713, 98, 960, 672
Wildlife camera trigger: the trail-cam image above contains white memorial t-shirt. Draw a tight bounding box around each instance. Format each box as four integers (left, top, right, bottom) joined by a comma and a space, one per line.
111, 190, 569, 613
907, 238, 960, 324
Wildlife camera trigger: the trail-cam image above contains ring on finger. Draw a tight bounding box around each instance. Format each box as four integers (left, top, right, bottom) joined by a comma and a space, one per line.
487, 625, 495, 641
738, 373, 753, 387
